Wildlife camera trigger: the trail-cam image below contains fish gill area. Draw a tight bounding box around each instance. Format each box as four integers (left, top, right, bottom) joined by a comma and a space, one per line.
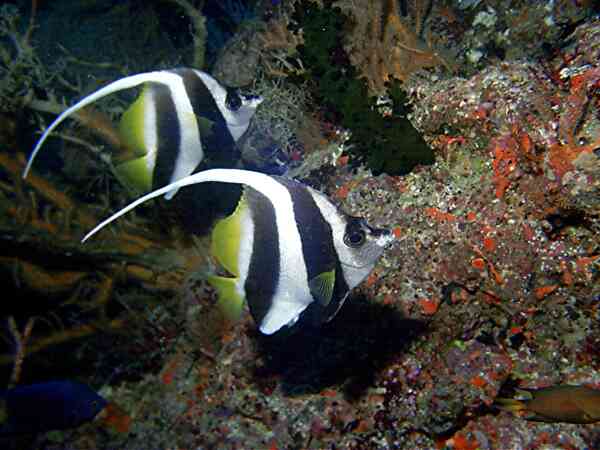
0, 0, 599, 449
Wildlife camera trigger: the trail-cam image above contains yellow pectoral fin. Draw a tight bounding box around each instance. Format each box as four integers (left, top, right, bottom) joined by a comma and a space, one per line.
309, 269, 336, 306
119, 87, 150, 158
207, 275, 245, 322
210, 193, 249, 277
197, 116, 215, 138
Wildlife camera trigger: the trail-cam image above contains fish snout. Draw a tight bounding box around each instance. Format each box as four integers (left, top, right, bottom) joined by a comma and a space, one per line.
363, 221, 394, 247
358, 217, 396, 248
375, 228, 395, 247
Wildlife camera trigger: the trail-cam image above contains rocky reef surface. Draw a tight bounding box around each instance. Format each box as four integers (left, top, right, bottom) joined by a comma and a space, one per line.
1, 1, 599, 449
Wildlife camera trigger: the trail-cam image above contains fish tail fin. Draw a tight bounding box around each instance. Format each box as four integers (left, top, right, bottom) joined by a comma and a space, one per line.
23, 71, 183, 179
207, 275, 245, 323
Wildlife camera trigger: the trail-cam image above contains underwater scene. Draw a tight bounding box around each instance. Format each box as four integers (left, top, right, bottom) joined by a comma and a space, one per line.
0, 0, 599, 448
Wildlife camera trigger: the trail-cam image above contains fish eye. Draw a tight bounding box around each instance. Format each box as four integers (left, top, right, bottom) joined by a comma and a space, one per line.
226, 90, 242, 111
344, 229, 366, 247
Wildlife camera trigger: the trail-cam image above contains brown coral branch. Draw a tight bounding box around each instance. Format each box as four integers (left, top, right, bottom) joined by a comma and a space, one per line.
0, 150, 213, 371
7, 316, 36, 386
0, 318, 127, 367
165, 0, 207, 68
23, 0, 37, 45
0, 257, 86, 294
336, 0, 452, 94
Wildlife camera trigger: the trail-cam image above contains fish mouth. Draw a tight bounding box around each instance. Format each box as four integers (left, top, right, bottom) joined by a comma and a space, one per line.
342, 261, 373, 269
374, 228, 395, 248
375, 229, 396, 248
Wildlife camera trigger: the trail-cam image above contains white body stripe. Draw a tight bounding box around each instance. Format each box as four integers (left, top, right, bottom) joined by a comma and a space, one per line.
82, 169, 313, 334
162, 76, 204, 200
142, 86, 158, 176
235, 204, 254, 302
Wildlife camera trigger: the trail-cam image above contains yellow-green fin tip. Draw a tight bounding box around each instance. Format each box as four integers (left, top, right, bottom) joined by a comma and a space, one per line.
309, 269, 336, 306
119, 86, 150, 158
210, 193, 248, 277
113, 156, 153, 195
207, 275, 244, 322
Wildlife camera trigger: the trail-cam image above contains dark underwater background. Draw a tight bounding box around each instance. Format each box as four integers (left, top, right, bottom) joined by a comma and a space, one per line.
1, 0, 600, 448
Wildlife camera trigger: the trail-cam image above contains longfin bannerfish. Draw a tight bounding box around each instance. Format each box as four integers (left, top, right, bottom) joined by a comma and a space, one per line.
81, 169, 394, 334
23, 69, 262, 199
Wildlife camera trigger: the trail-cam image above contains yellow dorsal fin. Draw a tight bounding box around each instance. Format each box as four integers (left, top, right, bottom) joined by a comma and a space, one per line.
210, 191, 249, 277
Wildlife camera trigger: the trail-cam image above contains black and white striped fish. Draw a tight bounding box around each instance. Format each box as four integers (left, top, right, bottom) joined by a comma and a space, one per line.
23, 69, 262, 199
81, 169, 394, 334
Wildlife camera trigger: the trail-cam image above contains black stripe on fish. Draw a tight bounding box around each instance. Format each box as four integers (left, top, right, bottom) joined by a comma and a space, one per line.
273, 177, 350, 326
321, 257, 351, 323
278, 178, 351, 325
276, 177, 337, 280
172, 69, 236, 164
244, 187, 279, 328
151, 83, 181, 190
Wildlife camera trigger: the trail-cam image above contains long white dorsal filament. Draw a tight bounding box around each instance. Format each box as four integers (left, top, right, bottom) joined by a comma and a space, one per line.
81, 169, 292, 243
22, 71, 185, 179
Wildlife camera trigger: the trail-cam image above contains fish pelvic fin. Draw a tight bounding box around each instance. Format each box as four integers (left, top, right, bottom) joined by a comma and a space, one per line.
494, 397, 532, 419
207, 275, 245, 322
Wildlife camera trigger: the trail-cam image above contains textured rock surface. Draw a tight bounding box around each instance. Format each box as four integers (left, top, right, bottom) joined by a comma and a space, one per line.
9, 2, 599, 449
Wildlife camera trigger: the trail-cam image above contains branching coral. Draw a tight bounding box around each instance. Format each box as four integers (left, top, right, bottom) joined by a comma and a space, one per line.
5, 316, 35, 386
166, 0, 208, 69
0, 4, 48, 113
292, 1, 434, 174
334, 0, 454, 95
245, 72, 315, 160
256, 16, 305, 78
0, 152, 210, 368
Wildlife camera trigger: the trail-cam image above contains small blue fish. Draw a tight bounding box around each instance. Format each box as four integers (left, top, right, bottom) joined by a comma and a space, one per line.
0, 381, 107, 435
